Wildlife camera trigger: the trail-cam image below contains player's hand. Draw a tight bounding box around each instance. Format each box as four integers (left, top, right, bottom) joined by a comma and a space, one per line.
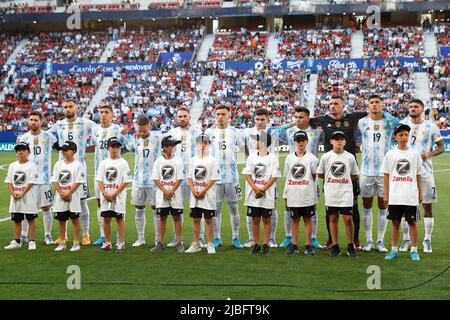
13, 192, 22, 200
120, 126, 129, 136
383, 197, 389, 208
419, 194, 423, 204
103, 193, 113, 202
197, 190, 206, 199
421, 153, 430, 161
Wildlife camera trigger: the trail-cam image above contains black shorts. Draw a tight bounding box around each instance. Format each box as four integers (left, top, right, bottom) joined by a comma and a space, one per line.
246, 206, 272, 218
101, 210, 124, 219
54, 211, 80, 221
11, 213, 38, 223
190, 208, 215, 219
326, 206, 353, 216
387, 205, 419, 223
289, 206, 316, 219
156, 207, 183, 217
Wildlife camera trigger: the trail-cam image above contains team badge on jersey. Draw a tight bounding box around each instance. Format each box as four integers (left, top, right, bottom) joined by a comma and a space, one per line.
68, 124, 73, 130
194, 166, 207, 181
343, 121, 350, 127
59, 170, 72, 185
34, 138, 39, 145
106, 167, 118, 183
330, 161, 346, 178
396, 159, 411, 176
254, 163, 267, 179
335, 121, 341, 128
162, 165, 175, 180
291, 163, 306, 179
14, 171, 27, 186
374, 124, 380, 131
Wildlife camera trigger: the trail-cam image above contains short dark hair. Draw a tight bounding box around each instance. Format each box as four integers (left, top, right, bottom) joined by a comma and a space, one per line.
29, 111, 43, 120
99, 104, 113, 112
63, 98, 77, 105
255, 108, 270, 117
294, 107, 310, 116
331, 95, 345, 103
215, 105, 230, 112
368, 94, 383, 102
410, 99, 424, 108
137, 116, 150, 126
177, 106, 190, 114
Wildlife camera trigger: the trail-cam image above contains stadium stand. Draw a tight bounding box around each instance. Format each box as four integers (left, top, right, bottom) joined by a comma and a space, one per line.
363, 27, 425, 58
14, 32, 108, 64
429, 56, 450, 129
208, 31, 269, 61
434, 23, 450, 46
315, 59, 416, 119
277, 29, 352, 59
108, 28, 203, 63
0, 34, 21, 65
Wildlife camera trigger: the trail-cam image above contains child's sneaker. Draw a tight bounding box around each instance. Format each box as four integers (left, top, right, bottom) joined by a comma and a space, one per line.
175, 241, 185, 253
261, 244, 269, 257
304, 245, 315, 256
286, 243, 299, 255
330, 245, 340, 257
206, 242, 216, 254
151, 241, 165, 252
28, 241, 36, 251
55, 243, 66, 252
185, 242, 201, 253
116, 242, 125, 253
4, 240, 21, 250
384, 250, 398, 260
99, 242, 112, 252
347, 244, 357, 257
250, 244, 261, 255
410, 251, 421, 261
70, 242, 80, 252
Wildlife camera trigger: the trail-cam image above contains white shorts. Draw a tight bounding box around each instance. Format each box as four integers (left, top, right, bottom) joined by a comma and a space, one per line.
38, 184, 53, 208
216, 182, 242, 203
131, 186, 156, 207
360, 175, 384, 198
422, 176, 437, 204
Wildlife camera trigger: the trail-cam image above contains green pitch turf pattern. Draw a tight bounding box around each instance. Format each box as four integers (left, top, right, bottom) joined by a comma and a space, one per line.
0, 152, 449, 300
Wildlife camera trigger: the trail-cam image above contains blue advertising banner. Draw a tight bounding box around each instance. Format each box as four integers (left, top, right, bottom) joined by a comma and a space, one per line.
15, 62, 157, 76
158, 51, 193, 65
440, 47, 450, 57
219, 57, 433, 73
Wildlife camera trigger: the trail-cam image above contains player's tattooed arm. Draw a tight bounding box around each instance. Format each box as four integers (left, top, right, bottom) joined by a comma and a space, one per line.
423, 140, 445, 160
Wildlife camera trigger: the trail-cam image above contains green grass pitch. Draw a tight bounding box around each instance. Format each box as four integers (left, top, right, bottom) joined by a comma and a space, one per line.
0, 151, 449, 300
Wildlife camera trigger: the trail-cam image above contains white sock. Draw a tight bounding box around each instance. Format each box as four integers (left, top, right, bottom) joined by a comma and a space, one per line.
153, 212, 160, 243
135, 208, 146, 241
228, 202, 240, 240
80, 199, 90, 236
97, 208, 105, 238
199, 218, 205, 240
401, 217, 410, 241
270, 208, 278, 241
284, 211, 292, 237
43, 210, 53, 237
21, 219, 29, 237
411, 246, 418, 253
311, 211, 318, 239
214, 201, 223, 240
391, 246, 398, 252
362, 208, 373, 243
377, 208, 388, 243
424, 217, 434, 241
246, 215, 253, 241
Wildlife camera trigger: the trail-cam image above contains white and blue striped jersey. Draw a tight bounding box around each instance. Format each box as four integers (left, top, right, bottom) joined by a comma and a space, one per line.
278, 125, 322, 157
242, 126, 277, 154
129, 134, 162, 188
17, 131, 56, 185
91, 124, 130, 174
401, 117, 443, 179
165, 126, 202, 185
358, 115, 399, 177
48, 117, 96, 165
204, 126, 245, 184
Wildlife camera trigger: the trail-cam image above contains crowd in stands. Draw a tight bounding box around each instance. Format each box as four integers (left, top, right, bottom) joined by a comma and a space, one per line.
0, 34, 21, 65
434, 23, 450, 46
208, 31, 268, 61
93, 61, 202, 132
14, 32, 108, 64
199, 63, 309, 128
67, 0, 140, 12
0, 65, 102, 131
363, 27, 425, 58
428, 56, 449, 129
315, 58, 415, 120
277, 29, 352, 59
108, 27, 203, 63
